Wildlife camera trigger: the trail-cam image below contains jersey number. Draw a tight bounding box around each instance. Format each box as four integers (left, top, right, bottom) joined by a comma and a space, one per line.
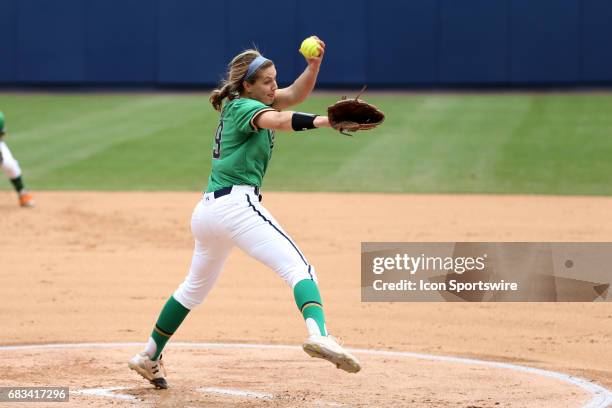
212, 120, 223, 159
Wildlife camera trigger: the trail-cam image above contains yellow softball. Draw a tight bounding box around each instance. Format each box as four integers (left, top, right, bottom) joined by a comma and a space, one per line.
299, 36, 321, 58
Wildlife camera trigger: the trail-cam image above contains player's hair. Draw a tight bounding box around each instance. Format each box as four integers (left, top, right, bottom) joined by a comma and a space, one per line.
210, 49, 274, 112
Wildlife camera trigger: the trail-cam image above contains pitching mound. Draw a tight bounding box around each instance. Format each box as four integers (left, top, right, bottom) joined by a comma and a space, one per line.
0, 343, 593, 407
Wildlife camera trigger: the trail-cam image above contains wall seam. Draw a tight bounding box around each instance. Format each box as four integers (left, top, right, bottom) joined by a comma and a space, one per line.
434, 0, 441, 85
14, 0, 20, 83
578, 0, 584, 82
507, 0, 512, 85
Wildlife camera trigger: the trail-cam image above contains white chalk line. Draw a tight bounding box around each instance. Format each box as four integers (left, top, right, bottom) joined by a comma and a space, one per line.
197, 386, 273, 400
70, 385, 343, 406
1, 342, 610, 408
72, 386, 137, 401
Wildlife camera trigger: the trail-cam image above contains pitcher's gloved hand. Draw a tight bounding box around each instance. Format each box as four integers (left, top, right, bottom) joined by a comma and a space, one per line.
327, 86, 385, 136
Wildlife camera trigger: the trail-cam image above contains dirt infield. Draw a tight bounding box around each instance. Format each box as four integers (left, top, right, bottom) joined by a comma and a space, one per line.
1, 191, 611, 407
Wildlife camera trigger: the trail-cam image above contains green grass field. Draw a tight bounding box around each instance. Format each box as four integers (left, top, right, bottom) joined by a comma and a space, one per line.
1, 92, 611, 195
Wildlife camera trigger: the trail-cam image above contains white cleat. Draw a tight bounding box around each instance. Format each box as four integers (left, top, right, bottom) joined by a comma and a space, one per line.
128, 352, 168, 389
302, 334, 361, 373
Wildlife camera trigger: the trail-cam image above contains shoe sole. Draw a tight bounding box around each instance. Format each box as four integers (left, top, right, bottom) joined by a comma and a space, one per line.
303, 343, 361, 373
128, 362, 168, 389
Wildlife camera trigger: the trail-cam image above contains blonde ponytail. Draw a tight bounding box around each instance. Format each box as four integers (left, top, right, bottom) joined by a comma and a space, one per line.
209, 83, 234, 112
209, 49, 273, 111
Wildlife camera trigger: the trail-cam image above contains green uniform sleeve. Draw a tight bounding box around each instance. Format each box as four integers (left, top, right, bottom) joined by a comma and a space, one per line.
231, 98, 275, 134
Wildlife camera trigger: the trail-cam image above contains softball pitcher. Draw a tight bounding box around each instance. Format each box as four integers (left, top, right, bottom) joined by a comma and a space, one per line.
129, 38, 361, 389
0, 112, 35, 208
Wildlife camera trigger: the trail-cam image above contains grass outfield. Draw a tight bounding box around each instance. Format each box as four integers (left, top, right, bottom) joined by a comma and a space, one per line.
0, 92, 611, 195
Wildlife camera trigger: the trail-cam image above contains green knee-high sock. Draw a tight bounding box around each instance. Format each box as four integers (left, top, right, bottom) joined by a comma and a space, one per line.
10, 176, 25, 194
294, 279, 327, 336
150, 296, 190, 360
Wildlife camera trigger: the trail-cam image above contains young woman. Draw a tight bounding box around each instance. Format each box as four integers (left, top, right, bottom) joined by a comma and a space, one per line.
129, 38, 361, 389
0, 111, 35, 208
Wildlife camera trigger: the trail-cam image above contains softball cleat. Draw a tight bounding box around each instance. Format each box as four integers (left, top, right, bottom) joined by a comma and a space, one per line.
18, 192, 35, 208
128, 352, 168, 389
302, 334, 361, 373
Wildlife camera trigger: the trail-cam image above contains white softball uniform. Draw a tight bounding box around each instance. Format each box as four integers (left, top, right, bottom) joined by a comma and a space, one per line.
173, 185, 317, 310
0, 140, 22, 179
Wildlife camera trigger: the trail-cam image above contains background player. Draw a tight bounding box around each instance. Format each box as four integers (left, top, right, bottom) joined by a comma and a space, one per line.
129, 38, 361, 389
0, 111, 35, 208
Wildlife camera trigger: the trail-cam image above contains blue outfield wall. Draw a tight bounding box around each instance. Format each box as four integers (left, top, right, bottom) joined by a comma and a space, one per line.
438, 0, 509, 84
17, 0, 86, 83
511, 0, 581, 83
85, 0, 157, 83
367, 0, 438, 85
1, 0, 612, 87
0, 0, 17, 82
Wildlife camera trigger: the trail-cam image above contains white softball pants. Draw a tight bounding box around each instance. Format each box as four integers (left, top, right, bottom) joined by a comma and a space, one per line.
0, 141, 22, 179
173, 185, 317, 310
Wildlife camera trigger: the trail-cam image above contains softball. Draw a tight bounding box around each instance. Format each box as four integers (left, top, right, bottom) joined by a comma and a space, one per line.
299, 36, 321, 58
